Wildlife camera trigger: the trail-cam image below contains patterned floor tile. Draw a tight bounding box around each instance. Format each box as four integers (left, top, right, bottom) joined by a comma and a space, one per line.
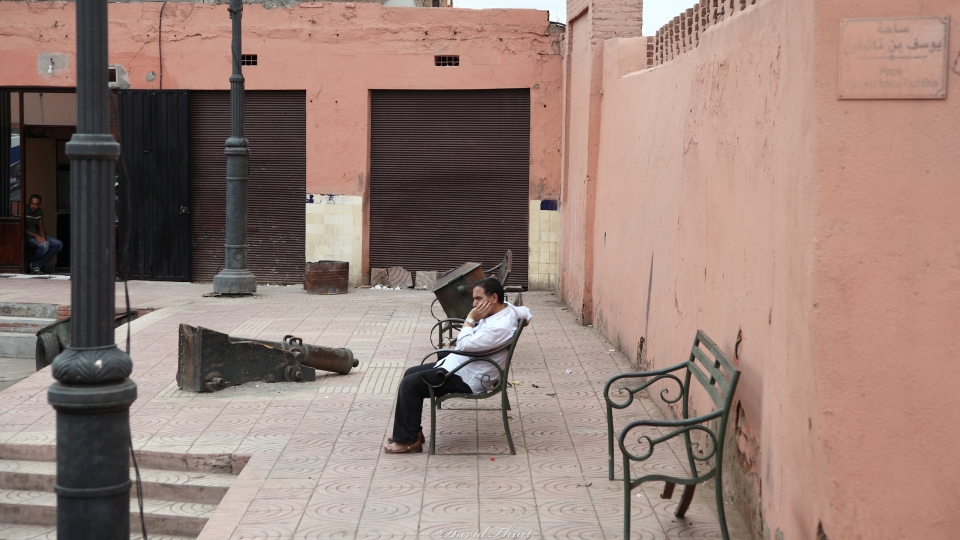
0, 287, 749, 540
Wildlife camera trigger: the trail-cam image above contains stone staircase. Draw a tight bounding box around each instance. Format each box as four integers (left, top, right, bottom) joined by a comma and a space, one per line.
0, 445, 243, 540
0, 303, 58, 360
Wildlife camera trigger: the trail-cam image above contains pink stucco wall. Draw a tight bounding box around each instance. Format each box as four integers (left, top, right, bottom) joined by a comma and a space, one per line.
0, 1, 563, 199
811, 1, 960, 539
586, 0, 960, 538
558, 0, 642, 321
559, 11, 593, 321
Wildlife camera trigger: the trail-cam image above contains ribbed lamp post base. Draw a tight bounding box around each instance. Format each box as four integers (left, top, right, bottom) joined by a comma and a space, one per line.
213, 269, 257, 295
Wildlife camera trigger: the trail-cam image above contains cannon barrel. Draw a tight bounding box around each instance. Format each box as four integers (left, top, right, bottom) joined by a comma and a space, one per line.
241, 335, 359, 376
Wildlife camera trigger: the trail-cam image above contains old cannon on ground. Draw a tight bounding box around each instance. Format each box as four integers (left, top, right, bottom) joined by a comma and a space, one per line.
177, 324, 358, 392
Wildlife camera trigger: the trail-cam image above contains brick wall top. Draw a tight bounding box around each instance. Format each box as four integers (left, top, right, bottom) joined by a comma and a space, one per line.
592, 0, 642, 40
566, 0, 642, 42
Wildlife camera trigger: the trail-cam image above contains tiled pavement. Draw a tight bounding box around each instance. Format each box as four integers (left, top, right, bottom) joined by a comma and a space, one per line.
0, 280, 750, 539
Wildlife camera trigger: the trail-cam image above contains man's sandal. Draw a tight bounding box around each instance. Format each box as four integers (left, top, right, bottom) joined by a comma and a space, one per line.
383, 440, 423, 454
387, 431, 424, 445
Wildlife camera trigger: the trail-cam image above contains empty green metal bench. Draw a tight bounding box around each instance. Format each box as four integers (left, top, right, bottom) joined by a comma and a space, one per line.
603, 330, 740, 540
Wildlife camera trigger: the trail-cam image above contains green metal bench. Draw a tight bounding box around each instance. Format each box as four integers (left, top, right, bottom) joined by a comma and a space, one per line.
603, 330, 740, 540
431, 317, 464, 350
420, 319, 526, 455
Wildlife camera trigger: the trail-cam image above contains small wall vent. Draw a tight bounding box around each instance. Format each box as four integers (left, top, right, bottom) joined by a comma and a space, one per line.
241, 54, 258, 66
434, 55, 459, 67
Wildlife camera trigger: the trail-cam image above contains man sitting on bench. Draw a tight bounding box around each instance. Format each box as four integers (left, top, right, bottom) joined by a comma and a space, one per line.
384, 277, 532, 454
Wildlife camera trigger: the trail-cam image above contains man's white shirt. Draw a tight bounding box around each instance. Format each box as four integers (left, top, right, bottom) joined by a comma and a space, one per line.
435, 302, 533, 394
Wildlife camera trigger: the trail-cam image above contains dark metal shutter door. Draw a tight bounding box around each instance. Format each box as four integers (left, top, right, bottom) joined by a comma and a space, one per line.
189, 91, 306, 284
370, 89, 530, 287
117, 90, 191, 281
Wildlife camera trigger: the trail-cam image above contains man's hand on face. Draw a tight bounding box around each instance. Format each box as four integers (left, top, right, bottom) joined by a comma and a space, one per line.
468, 301, 494, 322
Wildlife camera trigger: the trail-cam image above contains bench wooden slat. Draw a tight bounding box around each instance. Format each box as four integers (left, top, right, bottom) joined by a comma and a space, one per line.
696, 330, 737, 375
690, 346, 731, 395
686, 361, 725, 408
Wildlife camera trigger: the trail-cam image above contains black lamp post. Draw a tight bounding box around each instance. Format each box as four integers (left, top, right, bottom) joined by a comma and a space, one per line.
48, 0, 137, 537
213, 0, 257, 294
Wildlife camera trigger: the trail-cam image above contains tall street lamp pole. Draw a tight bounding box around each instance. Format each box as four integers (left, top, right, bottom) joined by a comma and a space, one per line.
49, 0, 137, 537
214, 0, 257, 294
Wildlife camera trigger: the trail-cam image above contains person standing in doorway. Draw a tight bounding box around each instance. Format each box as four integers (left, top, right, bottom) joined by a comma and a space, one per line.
25, 194, 63, 274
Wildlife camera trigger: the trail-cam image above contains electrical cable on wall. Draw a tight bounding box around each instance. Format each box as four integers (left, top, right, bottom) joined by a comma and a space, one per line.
159, 1, 167, 89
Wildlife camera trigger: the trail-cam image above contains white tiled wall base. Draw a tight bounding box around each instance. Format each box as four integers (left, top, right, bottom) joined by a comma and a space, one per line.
305, 196, 556, 290
528, 200, 559, 290
305, 195, 363, 286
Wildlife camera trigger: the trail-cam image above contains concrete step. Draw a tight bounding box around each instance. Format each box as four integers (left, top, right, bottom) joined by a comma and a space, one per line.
0, 488, 214, 537
0, 304, 59, 320
0, 317, 56, 334
0, 523, 195, 540
0, 459, 235, 504
0, 333, 34, 360
0, 359, 35, 392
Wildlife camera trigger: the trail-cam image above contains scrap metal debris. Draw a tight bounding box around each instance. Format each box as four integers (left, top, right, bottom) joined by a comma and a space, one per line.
414, 271, 438, 291
386, 266, 413, 288
370, 268, 390, 287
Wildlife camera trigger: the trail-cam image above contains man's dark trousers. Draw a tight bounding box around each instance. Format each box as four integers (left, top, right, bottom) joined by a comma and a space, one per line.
26, 235, 63, 271
392, 359, 471, 445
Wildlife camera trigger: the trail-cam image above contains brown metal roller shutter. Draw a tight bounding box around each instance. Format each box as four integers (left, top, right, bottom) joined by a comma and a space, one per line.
189, 91, 306, 285
370, 89, 530, 287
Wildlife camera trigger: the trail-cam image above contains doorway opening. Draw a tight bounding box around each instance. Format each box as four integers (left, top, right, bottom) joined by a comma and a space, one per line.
1, 90, 79, 274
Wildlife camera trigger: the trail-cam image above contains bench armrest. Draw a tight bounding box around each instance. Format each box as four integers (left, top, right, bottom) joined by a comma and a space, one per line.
617, 410, 723, 462
430, 318, 465, 337
604, 361, 688, 409
417, 349, 505, 391
430, 318, 465, 349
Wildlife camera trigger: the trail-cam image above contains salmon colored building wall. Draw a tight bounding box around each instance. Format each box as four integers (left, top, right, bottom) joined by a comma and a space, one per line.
811, 1, 960, 539
575, 0, 960, 537
0, 1, 563, 285
558, 0, 643, 321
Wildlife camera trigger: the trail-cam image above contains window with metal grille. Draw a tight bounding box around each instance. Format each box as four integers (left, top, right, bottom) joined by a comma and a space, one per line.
434, 55, 459, 67
241, 54, 258, 66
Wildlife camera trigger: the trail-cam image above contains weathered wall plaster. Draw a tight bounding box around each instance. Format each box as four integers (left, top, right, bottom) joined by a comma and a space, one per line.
37, 51, 69, 78
592, 2, 814, 535
558, 0, 643, 321
585, 0, 960, 538
812, 1, 960, 539
559, 11, 592, 319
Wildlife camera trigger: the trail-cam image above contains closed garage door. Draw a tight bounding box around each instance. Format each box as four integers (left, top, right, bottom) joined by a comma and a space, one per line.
189, 91, 306, 285
370, 89, 530, 288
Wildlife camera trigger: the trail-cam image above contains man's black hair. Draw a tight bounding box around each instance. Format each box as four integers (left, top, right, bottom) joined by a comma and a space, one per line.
29, 194, 42, 203
473, 277, 506, 304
